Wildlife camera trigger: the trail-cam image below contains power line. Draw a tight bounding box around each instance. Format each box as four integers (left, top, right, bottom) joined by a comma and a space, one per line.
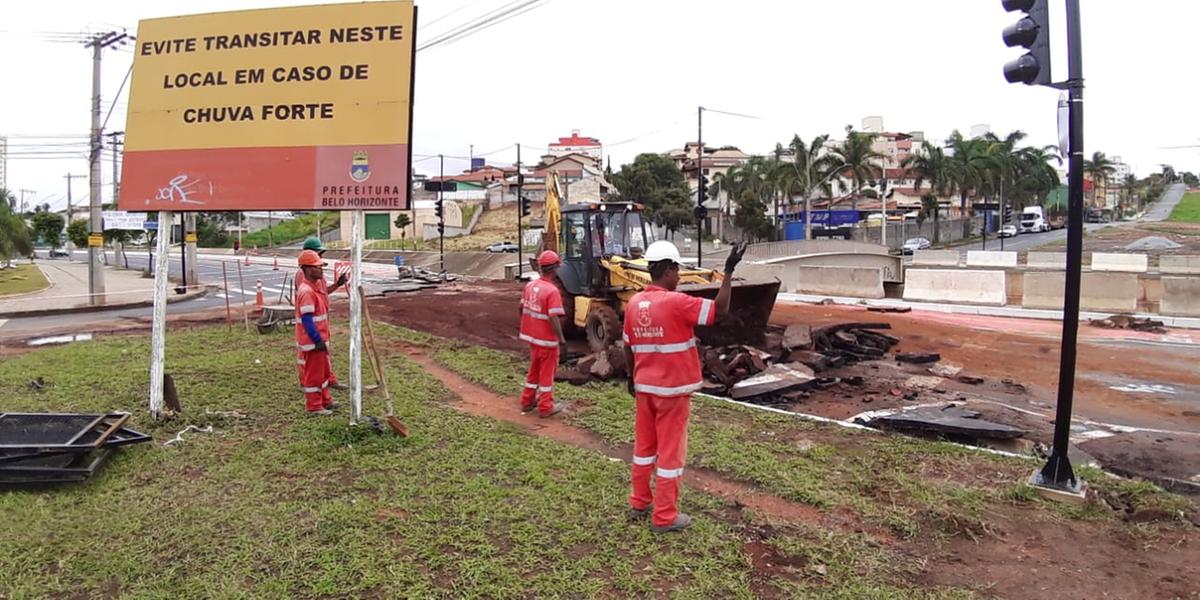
102, 64, 133, 131
417, 0, 549, 52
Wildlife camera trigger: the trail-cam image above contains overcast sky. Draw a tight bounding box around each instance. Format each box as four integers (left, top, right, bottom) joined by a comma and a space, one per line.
3, 0, 1198, 211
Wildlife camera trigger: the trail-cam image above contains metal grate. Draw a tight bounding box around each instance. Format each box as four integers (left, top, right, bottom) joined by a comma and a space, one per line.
0, 413, 130, 451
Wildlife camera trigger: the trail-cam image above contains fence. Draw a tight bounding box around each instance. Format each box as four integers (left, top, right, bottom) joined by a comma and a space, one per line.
852, 217, 982, 251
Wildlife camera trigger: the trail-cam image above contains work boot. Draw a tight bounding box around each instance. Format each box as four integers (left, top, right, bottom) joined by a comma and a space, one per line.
651, 513, 693, 533
325, 401, 341, 410
539, 403, 564, 418
520, 403, 537, 414
307, 408, 334, 416
629, 506, 651, 520
330, 382, 348, 391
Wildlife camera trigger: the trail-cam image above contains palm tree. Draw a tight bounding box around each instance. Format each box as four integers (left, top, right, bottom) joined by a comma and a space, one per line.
902, 141, 954, 243
1010, 145, 1062, 211
944, 131, 993, 213
1083, 151, 1116, 206
828, 130, 884, 215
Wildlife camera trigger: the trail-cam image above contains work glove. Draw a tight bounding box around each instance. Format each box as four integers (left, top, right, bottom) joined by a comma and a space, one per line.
558, 342, 568, 362
313, 339, 328, 352
334, 272, 350, 287
626, 377, 636, 398
724, 241, 749, 274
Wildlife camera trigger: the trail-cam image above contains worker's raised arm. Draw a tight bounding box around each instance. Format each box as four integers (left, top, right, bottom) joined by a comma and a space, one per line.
714, 242, 748, 318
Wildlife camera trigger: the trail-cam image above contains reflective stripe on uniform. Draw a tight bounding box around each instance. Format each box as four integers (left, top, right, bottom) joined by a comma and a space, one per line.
698, 299, 714, 326
522, 310, 550, 321
312, 314, 327, 322
635, 381, 702, 396
629, 339, 696, 354
298, 343, 317, 351
297, 359, 306, 365
519, 333, 559, 348
656, 466, 684, 479
632, 454, 657, 466
301, 385, 322, 393
622, 332, 629, 343
537, 385, 553, 393
298, 304, 315, 314
524, 382, 538, 389
548, 307, 565, 315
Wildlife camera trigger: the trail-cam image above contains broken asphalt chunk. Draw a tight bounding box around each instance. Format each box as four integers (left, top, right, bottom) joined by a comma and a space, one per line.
729, 363, 817, 400
895, 352, 940, 364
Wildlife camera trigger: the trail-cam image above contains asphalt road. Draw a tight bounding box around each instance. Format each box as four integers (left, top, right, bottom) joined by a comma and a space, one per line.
949, 183, 1186, 253
0, 251, 305, 338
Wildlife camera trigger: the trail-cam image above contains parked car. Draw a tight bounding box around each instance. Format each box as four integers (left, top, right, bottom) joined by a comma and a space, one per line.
485, 241, 518, 253
999, 225, 1018, 238
49, 248, 70, 258
901, 237, 932, 255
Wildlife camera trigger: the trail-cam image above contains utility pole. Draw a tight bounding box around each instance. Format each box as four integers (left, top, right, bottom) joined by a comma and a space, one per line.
63, 173, 86, 260
85, 31, 128, 305
516, 143, 523, 278
106, 131, 123, 205
696, 106, 705, 268
19, 189, 35, 214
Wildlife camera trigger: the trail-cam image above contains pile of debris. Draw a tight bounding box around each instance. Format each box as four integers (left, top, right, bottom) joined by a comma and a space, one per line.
370, 267, 457, 295
557, 321, 902, 405
0, 412, 151, 488
1089, 314, 1167, 333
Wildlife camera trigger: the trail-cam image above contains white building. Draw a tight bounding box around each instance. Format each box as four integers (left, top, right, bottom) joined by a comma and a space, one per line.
547, 130, 602, 162
0, 136, 7, 190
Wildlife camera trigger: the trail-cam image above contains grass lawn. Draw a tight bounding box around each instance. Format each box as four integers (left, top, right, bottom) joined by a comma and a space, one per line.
1168, 192, 1200, 223
0, 325, 986, 599
0, 263, 50, 297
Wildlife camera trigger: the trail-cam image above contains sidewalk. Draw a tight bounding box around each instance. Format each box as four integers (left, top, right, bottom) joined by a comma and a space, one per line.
0, 260, 205, 317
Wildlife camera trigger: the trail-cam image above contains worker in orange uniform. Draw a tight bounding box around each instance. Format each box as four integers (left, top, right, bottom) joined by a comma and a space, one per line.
295, 250, 336, 415
296, 237, 349, 390
622, 240, 747, 532
519, 250, 568, 417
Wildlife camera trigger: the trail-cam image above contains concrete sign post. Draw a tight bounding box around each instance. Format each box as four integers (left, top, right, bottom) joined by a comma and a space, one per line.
120, 1, 417, 420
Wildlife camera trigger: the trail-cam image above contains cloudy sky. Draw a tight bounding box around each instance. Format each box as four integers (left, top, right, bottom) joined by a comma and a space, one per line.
2, 0, 1197, 211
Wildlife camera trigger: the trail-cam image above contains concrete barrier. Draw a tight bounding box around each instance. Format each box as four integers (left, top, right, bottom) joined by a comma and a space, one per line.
966, 250, 1018, 268
738, 263, 796, 293
1160, 255, 1200, 275
1091, 252, 1148, 273
1160, 277, 1200, 316
912, 250, 960, 267
903, 269, 1007, 305
1026, 252, 1066, 270
792, 266, 884, 299
1022, 272, 1138, 312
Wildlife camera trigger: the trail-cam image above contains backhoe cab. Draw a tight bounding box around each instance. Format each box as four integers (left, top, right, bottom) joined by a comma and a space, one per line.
554, 202, 779, 352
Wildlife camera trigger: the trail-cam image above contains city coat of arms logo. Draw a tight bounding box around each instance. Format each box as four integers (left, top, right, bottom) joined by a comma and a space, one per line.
350, 150, 371, 182
636, 300, 653, 328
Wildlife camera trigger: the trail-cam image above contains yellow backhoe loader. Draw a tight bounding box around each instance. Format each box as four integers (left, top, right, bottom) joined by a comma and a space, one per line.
551, 201, 780, 351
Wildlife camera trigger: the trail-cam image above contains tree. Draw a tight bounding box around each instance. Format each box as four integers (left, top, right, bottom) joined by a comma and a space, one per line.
67, 219, 89, 249
1182, 171, 1199, 187
31, 212, 65, 249
827, 130, 884, 214
1083, 151, 1116, 206
1160, 164, 1177, 183
0, 202, 33, 266
393, 213, 412, 248
733, 189, 772, 241
610, 153, 694, 231
0, 187, 15, 211
918, 194, 941, 244
196, 214, 229, 247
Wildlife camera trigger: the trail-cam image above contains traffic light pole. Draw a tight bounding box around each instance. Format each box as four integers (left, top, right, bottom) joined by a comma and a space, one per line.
1037, 0, 1084, 492
439, 154, 445, 275
696, 106, 704, 268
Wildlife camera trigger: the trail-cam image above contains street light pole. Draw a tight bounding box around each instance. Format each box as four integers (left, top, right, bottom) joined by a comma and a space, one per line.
697, 106, 704, 268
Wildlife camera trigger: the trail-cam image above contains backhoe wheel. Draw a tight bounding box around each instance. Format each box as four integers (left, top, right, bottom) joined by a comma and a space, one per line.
585, 304, 621, 353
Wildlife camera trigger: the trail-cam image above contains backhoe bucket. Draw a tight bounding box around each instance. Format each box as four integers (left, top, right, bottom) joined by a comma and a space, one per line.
678, 277, 781, 347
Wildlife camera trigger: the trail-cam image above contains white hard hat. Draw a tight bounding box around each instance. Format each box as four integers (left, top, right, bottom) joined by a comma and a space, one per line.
644, 241, 682, 264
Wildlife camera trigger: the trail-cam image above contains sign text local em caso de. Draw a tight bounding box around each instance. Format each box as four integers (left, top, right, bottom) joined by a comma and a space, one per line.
118, 1, 416, 213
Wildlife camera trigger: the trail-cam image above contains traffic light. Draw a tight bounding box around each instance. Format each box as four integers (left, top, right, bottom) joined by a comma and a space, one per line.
520, 195, 531, 217
435, 199, 444, 220
1002, 0, 1051, 86
693, 205, 708, 220
1003, 204, 1014, 224
437, 223, 445, 235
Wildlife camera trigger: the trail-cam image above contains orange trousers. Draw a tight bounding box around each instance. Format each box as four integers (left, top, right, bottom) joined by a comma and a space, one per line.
629, 393, 691, 527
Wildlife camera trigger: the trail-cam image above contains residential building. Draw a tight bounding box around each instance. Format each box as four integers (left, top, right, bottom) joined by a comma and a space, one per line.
547, 130, 602, 162
666, 143, 751, 199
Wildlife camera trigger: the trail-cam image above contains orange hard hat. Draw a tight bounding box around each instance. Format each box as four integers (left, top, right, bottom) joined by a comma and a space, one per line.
298, 249, 325, 267
537, 250, 560, 267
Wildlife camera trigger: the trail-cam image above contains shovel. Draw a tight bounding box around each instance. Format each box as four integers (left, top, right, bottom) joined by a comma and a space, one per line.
359, 286, 409, 437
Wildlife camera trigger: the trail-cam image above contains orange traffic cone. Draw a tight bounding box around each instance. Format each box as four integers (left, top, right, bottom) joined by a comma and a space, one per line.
243, 253, 250, 267
272, 256, 279, 271
255, 279, 264, 308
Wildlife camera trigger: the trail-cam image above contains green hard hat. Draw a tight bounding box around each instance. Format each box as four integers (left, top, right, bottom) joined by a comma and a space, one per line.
302, 237, 326, 253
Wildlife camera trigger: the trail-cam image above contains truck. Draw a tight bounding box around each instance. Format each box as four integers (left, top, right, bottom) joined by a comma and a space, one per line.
1019, 206, 1050, 233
